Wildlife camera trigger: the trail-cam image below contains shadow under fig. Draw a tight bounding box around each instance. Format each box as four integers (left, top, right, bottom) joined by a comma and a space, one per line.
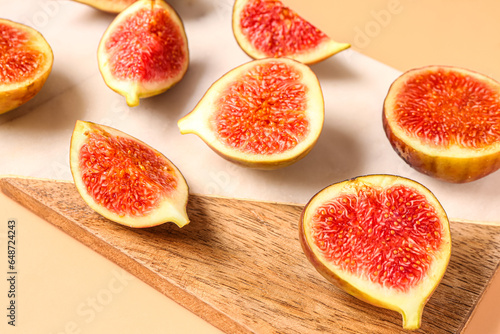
167, 0, 221, 21
248, 122, 365, 198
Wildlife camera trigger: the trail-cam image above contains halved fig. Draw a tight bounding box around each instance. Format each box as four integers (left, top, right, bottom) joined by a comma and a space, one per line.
383, 65, 500, 183
177, 57, 324, 169
71, 0, 137, 13
97, 0, 189, 107
70, 120, 189, 228
299, 175, 451, 330
0, 19, 53, 114
232, 0, 350, 64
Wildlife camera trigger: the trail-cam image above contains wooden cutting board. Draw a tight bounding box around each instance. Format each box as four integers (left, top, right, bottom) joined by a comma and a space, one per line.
1, 176, 499, 334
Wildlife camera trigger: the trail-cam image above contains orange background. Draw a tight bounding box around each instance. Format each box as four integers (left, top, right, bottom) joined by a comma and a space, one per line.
283, 0, 500, 80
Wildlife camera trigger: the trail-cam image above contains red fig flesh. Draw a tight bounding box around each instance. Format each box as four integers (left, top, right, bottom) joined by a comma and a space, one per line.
232, 0, 349, 64
178, 57, 324, 169
383, 65, 500, 182
300, 175, 451, 330
97, 0, 189, 107
70, 120, 189, 228
0, 19, 53, 114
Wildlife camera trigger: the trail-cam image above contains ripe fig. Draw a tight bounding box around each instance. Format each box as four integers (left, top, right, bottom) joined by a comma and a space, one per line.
0, 19, 53, 114
299, 175, 451, 330
383, 65, 500, 183
232, 0, 350, 64
70, 120, 189, 228
177, 57, 324, 169
71, 0, 137, 13
97, 0, 189, 107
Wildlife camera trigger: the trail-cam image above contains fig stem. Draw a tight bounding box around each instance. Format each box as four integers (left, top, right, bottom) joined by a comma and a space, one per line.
177, 114, 196, 134
401, 303, 424, 330
169, 206, 190, 228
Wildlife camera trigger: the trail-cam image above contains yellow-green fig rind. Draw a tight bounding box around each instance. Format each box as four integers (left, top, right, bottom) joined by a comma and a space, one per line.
383, 65, 500, 183
232, 0, 350, 65
178, 57, 324, 170
97, 0, 189, 107
70, 120, 190, 228
299, 174, 451, 330
383, 116, 500, 183
0, 19, 53, 114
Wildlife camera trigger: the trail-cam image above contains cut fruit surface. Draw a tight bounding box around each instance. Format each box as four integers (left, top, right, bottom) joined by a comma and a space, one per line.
232, 0, 350, 64
0, 19, 53, 114
178, 57, 324, 169
72, 0, 137, 13
70, 120, 189, 228
383, 65, 500, 183
97, 0, 189, 107
300, 175, 451, 330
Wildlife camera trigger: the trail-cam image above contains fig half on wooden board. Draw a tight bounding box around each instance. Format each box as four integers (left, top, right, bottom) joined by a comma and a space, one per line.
71, 0, 137, 13
232, 0, 350, 64
383, 65, 500, 183
0, 19, 53, 114
299, 175, 451, 330
70, 120, 189, 228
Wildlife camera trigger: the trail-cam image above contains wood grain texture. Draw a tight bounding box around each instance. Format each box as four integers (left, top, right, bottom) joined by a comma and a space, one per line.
1, 176, 499, 334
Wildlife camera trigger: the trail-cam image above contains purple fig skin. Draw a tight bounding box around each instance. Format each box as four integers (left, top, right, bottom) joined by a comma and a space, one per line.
383, 113, 500, 183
